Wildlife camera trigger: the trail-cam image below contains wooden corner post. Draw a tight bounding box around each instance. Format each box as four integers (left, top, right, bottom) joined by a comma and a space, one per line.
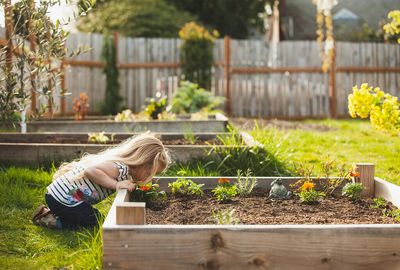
116, 202, 146, 225
224, 36, 231, 116
355, 163, 375, 197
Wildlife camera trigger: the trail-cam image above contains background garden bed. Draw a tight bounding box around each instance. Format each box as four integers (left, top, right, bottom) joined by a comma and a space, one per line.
17, 113, 228, 133
0, 131, 257, 166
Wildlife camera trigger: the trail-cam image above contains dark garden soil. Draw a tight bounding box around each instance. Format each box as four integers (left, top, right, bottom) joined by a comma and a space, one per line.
144, 189, 399, 225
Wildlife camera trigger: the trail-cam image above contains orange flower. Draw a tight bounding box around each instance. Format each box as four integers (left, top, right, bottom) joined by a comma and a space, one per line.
218, 178, 230, 184
301, 181, 315, 191
138, 185, 151, 192
350, 171, 360, 177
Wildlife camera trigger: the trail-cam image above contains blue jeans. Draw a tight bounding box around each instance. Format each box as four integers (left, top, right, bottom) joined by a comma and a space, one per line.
45, 193, 103, 230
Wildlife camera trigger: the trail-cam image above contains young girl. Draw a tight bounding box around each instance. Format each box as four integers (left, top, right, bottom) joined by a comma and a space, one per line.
32, 133, 170, 229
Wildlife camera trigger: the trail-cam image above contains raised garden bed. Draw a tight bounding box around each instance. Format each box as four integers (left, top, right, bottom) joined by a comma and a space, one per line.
102, 164, 400, 269
15, 113, 228, 133
0, 132, 257, 166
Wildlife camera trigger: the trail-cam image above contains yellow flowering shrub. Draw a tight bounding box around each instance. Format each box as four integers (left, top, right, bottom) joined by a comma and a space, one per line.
348, 83, 400, 133
179, 22, 218, 42
383, 10, 400, 43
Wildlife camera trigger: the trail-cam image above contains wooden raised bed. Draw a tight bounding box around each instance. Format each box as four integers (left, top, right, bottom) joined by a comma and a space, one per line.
102, 164, 400, 270
0, 132, 257, 166
19, 113, 229, 133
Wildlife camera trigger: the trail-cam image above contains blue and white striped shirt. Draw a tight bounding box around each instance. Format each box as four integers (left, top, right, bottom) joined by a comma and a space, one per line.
47, 161, 129, 207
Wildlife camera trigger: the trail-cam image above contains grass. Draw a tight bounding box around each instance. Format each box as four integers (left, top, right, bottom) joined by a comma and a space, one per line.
0, 167, 112, 270
1, 119, 399, 269
250, 119, 400, 185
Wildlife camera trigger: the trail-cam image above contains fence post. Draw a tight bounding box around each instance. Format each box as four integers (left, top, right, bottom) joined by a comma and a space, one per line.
27, 0, 37, 114
4, 0, 13, 71
224, 36, 231, 116
60, 61, 66, 115
329, 42, 336, 118
113, 32, 119, 65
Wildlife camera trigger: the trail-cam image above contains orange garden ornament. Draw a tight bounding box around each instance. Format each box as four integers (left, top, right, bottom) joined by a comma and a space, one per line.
72, 92, 89, 121
312, 0, 338, 72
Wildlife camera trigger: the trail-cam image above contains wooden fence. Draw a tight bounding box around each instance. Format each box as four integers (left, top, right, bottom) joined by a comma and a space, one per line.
1, 28, 399, 118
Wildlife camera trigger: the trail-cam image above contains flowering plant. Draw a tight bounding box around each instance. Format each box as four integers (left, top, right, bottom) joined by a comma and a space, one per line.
298, 181, 325, 204
348, 83, 400, 134
131, 183, 166, 203
212, 178, 237, 202
73, 92, 89, 121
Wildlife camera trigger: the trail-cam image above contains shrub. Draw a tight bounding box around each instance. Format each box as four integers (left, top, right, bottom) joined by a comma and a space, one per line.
235, 169, 257, 196
179, 22, 218, 89
211, 208, 240, 225
171, 81, 224, 114
342, 182, 363, 201
168, 178, 204, 196
212, 178, 237, 202
348, 83, 400, 134
101, 33, 122, 115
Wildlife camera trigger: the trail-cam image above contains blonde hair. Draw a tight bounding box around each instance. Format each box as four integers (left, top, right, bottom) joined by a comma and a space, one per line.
53, 133, 171, 182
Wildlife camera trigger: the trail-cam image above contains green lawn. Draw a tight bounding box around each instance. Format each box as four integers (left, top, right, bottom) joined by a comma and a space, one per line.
0, 119, 398, 269
250, 119, 400, 185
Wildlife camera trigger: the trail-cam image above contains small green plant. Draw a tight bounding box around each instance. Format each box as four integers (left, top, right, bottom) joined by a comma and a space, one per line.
168, 178, 204, 196
114, 109, 135, 121
144, 96, 167, 120
235, 169, 257, 196
370, 197, 388, 209
211, 208, 240, 225
131, 183, 166, 203
88, 132, 110, 144
297, 181, 325, 204
212, 178, 237, 202
383, 208, 400, 222
183, 132, 197, 144
171, 81, 224, 114
342, 182, 363, 201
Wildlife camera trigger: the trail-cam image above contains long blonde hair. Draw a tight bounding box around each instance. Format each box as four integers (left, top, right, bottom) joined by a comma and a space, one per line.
53, 133, 171, 182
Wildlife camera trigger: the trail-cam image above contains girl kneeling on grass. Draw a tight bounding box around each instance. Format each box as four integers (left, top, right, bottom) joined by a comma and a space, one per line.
32, 134, 170, 230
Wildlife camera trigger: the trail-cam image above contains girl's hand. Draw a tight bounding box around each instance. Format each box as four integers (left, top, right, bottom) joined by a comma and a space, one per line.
116, 180, 136, 192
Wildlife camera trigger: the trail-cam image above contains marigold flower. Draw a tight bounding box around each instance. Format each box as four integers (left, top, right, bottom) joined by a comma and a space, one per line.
138, 185, 151, 192
350, 171, 360, 177
218, 178, 230, 184
301, 181, 315, 191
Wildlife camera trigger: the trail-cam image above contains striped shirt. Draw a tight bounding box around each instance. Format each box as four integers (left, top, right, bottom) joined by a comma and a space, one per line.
47, 161, 130, 207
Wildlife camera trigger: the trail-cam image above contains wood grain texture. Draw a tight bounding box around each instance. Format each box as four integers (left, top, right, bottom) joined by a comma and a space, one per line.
103, 224, 400, 270
116, 202, 145, 225
356, 163, 375, 197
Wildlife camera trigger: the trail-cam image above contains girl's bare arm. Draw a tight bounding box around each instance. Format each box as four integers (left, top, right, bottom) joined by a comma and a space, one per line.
84, 161, 135, 191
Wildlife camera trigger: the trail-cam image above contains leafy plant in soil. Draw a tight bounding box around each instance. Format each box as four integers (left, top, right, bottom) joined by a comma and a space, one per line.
168, 178, 204, 196
87, 132, 111, 144
211, 208, 240, 225
144, 96, 167, 120
342, 182, 363, 201
297, 181, 325, 204
131, 183, 166, 203
370, 197, 388, 209
212, 178, 238, 203
235, 169, 257, 196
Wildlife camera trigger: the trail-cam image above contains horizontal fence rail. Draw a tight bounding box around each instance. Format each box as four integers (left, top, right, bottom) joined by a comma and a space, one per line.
1, 27, 399, 118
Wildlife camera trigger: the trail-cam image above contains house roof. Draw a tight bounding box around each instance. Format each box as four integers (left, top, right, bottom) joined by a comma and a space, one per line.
281, 0, 399, 40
